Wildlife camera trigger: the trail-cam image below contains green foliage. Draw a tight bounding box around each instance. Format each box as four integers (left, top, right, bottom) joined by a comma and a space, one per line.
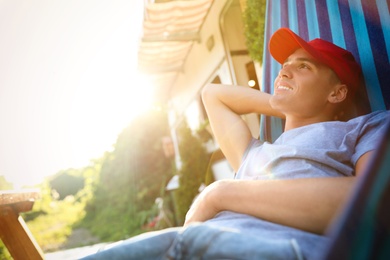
81, 108, 174, 241
0, 175, 13, 190
26, 195, 86, 252
17, 180, 92, 252
49, 169, 85, 200
14, 163, 101, 253
2, 107, 209, 255
0, 240, 11, 260
173, 121, 212, 224
243, 0, 267, 64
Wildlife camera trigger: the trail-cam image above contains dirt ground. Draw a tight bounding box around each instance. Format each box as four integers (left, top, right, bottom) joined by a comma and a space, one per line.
60, 228, 100, 249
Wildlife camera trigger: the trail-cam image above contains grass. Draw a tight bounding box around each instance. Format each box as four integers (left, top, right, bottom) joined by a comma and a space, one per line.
0, 196, 88, 260
25, 195, 88, 252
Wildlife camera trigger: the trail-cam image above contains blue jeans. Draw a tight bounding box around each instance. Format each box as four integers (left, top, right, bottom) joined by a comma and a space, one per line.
80, 223, 304, 260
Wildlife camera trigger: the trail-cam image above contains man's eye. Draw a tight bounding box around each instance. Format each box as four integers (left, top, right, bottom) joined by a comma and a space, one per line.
299, 63, 310, 69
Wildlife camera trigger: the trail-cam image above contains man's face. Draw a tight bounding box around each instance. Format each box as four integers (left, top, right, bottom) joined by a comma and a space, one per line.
270, 48, 340, 119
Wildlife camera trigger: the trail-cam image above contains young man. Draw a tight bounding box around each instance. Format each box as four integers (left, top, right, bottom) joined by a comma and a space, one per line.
81, 28, 389, 260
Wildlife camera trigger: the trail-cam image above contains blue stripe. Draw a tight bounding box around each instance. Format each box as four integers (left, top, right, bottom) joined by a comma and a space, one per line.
349, 0, 386, 111
262, 0, 276, 94
270, 0, 281, 96
327, 0, 346, 48
288, 0, 299, 33
356, 1, 386, 112
271, 0, 281, 38
362, 0, 390, 110
268, 0, 281, 141
259, 114, 266, 141
305, 0, 320, 39
259, 0, 285, 142
377, 0, 390, 63
339, 1, 360, 63
266, 0, 280, 94
260, 0, 275, 141
270, 117, 284, 140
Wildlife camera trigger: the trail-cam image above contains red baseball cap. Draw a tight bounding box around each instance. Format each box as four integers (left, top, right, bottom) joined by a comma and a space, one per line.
269, 28, 363, 94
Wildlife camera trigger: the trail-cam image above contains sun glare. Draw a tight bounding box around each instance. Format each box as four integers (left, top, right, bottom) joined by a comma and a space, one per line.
0, 0, 148, 188
67, 72, 155, 167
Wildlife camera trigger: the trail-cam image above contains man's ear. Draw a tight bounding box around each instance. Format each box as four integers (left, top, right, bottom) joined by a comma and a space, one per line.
328, 84, 348, 104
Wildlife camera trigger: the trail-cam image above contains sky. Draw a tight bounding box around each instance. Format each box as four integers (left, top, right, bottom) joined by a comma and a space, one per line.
0, 0, 152, 188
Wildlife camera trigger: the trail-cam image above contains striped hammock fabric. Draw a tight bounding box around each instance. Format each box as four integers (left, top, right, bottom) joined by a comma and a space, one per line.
321, 118, 390, 259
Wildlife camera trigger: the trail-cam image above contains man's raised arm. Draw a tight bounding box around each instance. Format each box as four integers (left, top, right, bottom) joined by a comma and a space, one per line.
201, 83, 284, 171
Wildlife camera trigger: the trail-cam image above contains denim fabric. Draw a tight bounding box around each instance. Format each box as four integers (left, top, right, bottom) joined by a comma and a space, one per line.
80, 227, 179, 260
206, 211, 326, 259
80, 223, 303, 260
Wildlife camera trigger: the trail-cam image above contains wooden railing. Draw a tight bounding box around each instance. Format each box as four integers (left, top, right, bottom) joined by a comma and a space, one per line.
0, 189, 44, 260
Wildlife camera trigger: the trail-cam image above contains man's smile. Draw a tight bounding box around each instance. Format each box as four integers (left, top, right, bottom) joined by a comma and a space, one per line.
277, 85, 293, 91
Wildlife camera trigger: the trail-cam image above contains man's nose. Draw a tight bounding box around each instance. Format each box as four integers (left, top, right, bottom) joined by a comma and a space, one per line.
278, 67, 292, 78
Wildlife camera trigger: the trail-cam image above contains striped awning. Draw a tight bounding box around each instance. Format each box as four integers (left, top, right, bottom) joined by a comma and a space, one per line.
138, 0, 213, 100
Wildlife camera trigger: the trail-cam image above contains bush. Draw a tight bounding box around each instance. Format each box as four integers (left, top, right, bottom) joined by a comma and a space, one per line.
49, 170, 85, 200
80, 109, 173, 240
243, 0, 267, 64
173, 121, 212, 224
0, 241, 11, 260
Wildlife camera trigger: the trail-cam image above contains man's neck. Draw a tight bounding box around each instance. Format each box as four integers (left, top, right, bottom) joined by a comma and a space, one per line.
284, 115, 335, 131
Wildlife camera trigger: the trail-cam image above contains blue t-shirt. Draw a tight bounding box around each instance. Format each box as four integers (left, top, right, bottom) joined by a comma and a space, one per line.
206, 110, 390, 259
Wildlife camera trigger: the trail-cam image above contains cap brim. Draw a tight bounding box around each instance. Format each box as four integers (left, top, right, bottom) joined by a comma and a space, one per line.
269, 28, 317, 64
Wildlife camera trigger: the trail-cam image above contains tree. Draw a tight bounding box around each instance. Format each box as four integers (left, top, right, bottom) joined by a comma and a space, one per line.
173, 121, 211, 224
49, 170, 85, 200
82, 108, 173, 240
